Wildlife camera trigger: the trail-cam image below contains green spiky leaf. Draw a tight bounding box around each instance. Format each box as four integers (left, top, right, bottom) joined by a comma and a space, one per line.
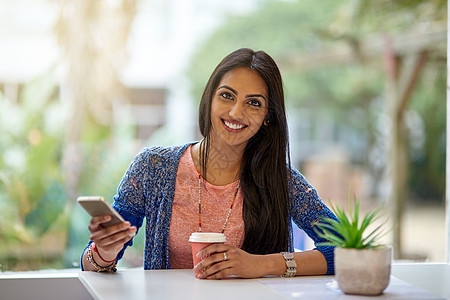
314, 197, 389, 249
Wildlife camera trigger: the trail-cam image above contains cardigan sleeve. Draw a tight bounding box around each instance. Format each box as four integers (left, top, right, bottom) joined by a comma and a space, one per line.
81, 147, 157, 268
111, 147, 154, 262
80, 143, 191, 270
288, 167, 338, 275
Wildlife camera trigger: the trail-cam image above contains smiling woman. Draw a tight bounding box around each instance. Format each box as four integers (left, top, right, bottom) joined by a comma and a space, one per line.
210, 67, 268, 149
80, 48, 339, 279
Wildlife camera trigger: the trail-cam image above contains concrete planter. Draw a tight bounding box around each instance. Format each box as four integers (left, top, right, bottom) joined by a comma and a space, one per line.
335, 246, 392, 295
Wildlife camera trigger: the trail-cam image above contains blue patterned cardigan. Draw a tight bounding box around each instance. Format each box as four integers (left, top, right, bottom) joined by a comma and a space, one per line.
82, 142, 338, 275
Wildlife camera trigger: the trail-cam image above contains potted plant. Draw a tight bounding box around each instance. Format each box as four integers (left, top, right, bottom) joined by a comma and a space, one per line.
314, 199, 392, 296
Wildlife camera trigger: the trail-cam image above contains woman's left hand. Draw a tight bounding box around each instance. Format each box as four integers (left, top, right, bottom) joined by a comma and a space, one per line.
193, 244, 272, 279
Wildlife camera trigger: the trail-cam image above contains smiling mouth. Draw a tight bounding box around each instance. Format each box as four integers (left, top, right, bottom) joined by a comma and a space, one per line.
222, 119, 247, 131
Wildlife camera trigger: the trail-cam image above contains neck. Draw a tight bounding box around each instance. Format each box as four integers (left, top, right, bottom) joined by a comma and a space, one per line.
199, 137, 245, 186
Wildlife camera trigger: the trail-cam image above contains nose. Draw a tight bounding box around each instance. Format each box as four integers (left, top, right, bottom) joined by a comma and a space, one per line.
229, 102, 244, 120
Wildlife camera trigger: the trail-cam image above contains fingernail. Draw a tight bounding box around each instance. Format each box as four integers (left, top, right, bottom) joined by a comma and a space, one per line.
193, 262, 200, 271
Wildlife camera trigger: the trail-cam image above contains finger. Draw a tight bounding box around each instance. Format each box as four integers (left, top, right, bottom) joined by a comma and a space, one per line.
93, 227, 136, 253
97, 232, 136, 254
90, 222, 134, 242
197, 261, 233, 280
196, 243, 231, 259
194, 251, 230, 276
88, 215, 112, 231
204, 268, 233, 280
92, 224, 135, 243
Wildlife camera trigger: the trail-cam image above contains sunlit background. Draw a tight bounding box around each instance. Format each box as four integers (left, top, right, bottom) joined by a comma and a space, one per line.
0, 0, 446, 271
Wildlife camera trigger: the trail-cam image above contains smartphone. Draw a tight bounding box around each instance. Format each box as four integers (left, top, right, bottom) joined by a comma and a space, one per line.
77, 196, 125, 227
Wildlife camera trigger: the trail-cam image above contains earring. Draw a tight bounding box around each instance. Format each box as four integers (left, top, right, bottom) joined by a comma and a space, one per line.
264, 118, 270, 126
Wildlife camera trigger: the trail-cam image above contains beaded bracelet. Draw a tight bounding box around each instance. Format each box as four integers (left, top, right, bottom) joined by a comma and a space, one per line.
87, 244, 117, 272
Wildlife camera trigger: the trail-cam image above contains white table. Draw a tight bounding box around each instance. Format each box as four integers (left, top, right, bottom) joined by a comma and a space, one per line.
392, 263, 450, 298
1, 263, 449, 300
79, 263, 450, 300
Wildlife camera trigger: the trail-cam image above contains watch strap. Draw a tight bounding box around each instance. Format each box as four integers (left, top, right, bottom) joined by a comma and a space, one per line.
281, 252, 297, 277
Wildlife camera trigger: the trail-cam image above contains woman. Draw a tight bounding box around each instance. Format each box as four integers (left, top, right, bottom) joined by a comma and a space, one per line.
81, 48, 338, 279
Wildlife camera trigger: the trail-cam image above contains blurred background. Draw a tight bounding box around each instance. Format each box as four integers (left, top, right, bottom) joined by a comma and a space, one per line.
0, 0, 446, 271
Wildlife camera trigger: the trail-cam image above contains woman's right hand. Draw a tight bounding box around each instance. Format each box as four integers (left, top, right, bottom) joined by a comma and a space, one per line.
87, 215, 137, 263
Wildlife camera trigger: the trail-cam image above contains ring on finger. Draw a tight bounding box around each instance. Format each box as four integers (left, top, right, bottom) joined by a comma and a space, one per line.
223, 252, 228, 261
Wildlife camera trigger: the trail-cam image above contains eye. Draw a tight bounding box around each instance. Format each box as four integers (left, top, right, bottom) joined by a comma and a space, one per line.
220, 92, 234, 100
248, 99, 262, 107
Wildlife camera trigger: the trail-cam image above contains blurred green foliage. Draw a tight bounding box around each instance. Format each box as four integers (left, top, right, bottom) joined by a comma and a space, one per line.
0, 69, 139, 270
408, 66, 446, 200
0, 69, 68, 270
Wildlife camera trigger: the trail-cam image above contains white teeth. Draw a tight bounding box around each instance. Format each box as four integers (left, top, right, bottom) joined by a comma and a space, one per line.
224, 120, 245, 130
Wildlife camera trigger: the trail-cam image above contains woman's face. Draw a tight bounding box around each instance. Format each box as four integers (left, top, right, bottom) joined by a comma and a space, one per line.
210, 67, 269, 148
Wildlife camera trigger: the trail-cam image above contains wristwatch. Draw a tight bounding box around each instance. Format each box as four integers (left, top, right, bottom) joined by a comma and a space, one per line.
281, 252, 297, 277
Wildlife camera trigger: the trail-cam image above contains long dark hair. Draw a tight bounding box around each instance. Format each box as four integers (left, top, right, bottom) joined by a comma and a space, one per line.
198, 48, 291, 254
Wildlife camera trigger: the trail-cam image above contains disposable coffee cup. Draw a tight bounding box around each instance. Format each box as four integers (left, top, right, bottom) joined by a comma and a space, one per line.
189, 232, 226, 271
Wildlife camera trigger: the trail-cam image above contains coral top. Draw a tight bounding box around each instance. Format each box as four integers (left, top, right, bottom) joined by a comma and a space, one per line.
168, 146, 244, 269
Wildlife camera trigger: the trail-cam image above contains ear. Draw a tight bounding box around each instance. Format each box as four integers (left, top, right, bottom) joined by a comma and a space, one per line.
264, 117, 270, 126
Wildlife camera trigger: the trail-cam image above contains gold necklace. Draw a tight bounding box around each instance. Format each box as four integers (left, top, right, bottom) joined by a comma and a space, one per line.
197, 140, 240, 233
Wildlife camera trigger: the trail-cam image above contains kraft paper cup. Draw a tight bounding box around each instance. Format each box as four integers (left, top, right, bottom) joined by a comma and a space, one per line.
189, 232, 226, 274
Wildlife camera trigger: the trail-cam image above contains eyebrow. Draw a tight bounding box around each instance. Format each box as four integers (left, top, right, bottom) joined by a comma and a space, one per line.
218, 85, 267, 102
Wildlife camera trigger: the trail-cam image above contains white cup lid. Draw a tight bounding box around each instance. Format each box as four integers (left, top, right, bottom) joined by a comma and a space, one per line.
189, 232, 226, 243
